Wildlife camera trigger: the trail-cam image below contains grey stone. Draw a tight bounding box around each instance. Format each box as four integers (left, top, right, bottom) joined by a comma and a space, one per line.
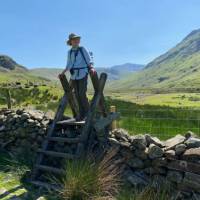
131, 134, 147, 150
143, 167, 166, 175
28, 110, 44, 121
119, 141, 131, 148
112, 128, 130, 142
109, 137, 121, 147
125, 170, 149, 187
120, 147, 133, 159
148, 144, 164, 159
127, 157, 144, 169
152, 157, 168, 167
182, 172, 200, 192
37, 196, 46, 200
164, 134, 186, 150
181, 147, 200, 162
185, 131, 195, 139
193, 193, 200, 200
0, 125, 5, 132
175, 144, 186, 155
134, 148, 148, 160
185, 137, 200, 148
145, 134, 164, 147
164, 150, 176, 159
167, 170, 183, 184
21, 113, 30, 120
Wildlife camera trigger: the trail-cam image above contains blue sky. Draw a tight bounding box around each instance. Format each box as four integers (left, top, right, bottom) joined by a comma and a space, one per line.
1, 0, 200, 69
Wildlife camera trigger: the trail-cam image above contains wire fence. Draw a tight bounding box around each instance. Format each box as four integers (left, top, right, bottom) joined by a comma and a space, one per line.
115, 107, 200, 140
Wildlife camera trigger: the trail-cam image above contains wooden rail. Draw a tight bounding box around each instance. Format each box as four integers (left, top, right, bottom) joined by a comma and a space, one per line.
59, 74, 79, 117
89, 72, 107, 117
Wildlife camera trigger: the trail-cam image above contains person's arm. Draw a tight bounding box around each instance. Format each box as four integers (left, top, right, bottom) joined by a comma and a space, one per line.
59, 51, 71, 77
82, 47, 94, 68
81, 47, 96, 74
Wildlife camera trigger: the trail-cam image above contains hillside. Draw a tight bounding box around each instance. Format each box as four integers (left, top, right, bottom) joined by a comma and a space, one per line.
109, 28, 200, 90
97, 63, 144, 80
0, 55, 27, 72
30, 63, 144, 81
0, 55, 50, 84
29, 68, 61, 81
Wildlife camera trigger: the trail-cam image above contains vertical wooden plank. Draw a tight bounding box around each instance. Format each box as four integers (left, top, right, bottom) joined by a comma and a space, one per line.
6, 89, 11, 109
59, 74, 79, 117
110, 106, 117, 130
89, 72, 107, 117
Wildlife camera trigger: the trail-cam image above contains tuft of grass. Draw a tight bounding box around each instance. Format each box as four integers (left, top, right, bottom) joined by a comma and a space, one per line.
50, 149, 122, 200
117, 186, 170, 200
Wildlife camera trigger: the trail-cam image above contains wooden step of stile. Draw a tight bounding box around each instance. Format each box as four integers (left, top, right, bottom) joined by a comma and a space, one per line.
56, 118, 85, 127
46, 136, 81, 143
35, 164, 65, 175
31, 181, 61, 190
38, 149, 77, 159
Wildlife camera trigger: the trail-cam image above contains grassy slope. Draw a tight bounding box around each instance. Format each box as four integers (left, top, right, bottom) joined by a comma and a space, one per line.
0, 70, 50, 84
108, 29, 200, 91
29, 68, 62, 81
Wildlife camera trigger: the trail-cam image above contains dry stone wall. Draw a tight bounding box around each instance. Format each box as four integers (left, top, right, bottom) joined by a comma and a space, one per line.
1, 109, 200, 199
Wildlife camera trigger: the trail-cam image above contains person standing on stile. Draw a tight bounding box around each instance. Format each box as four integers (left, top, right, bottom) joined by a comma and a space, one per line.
59, 33, 96, 121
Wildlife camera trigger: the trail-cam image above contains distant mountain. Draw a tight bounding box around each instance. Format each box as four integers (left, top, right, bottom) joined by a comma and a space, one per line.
30, 63, 144, 81
0, 55, 49, 83
109, 28, 200, 90
0, 55, 27, 72
98, 63, 144, 80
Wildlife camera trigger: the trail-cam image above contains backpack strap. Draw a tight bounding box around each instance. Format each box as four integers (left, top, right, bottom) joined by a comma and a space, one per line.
70, 48, 79, 68
79, 47, 91, 70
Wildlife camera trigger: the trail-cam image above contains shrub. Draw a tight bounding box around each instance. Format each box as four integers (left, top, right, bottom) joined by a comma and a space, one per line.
50, 149, 122, 200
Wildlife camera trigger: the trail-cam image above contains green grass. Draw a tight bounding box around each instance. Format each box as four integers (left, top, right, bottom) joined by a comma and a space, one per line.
106, 97, 200, 140
0, 152, 60, 200
116, 186, 170, 200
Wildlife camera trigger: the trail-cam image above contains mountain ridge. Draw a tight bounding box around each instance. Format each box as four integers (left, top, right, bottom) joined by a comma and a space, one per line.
109, 28, 200, 90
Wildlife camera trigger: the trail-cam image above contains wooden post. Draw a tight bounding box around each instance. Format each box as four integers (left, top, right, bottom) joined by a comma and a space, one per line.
6, 89, 11, 109
77, 73, 107, 156
89, 72, 107, 117
110, 106, 117, 130
59, 74, 79, 118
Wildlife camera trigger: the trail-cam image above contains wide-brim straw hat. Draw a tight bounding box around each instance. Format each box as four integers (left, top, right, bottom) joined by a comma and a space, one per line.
67, 33, 81, 45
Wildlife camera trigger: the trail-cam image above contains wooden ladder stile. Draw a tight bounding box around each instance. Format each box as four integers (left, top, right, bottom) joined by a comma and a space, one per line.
31, 73, 112, 189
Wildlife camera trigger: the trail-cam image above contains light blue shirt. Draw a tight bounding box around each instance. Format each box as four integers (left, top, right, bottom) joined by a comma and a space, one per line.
66, 46, 93, 80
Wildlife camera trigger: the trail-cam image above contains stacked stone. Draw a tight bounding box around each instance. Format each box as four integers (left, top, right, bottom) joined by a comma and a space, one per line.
109, 129, 200, 200
1, 108, 200, 199
0, 109, 51, 154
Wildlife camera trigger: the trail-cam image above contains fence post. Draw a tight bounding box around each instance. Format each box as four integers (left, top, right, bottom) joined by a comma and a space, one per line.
6, 88, 12, 109
110, 105, 117, 130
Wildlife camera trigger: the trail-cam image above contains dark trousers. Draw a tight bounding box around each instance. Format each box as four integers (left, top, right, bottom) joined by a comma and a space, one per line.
71, 76, 89, 119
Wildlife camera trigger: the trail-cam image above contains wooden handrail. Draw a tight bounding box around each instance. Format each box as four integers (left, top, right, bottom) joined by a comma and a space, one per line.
89, 72, 107, 117
59, 74, 79, 117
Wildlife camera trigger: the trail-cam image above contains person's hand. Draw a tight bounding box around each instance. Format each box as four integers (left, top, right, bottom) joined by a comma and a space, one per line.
58, 69, 67, 78
58, 72, 64, 79
90, 68, 96, 76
